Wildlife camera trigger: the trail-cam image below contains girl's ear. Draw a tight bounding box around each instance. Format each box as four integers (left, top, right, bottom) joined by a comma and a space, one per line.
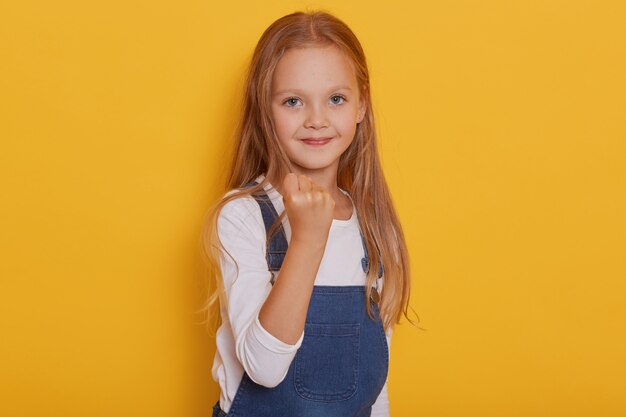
357, 95, 367, 124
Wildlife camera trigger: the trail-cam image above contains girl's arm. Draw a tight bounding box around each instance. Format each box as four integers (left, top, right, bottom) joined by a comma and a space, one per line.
217, 195, 306, 388
216, 174, 333, 387
257, 236, 325, 344
258, 174, 334, 345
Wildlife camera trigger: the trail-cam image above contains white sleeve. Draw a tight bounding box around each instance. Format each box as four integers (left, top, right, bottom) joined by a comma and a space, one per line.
217, 196, 305, 388
370, 326, 392, 417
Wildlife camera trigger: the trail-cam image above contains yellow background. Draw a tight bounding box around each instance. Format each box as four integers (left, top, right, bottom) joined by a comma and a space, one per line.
1, 0, 625, 416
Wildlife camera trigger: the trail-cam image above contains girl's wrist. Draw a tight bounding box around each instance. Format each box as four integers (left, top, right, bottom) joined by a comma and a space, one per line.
289, 235, 327, 255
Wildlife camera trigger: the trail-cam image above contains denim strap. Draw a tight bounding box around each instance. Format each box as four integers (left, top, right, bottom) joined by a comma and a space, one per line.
243, 181, 287, 285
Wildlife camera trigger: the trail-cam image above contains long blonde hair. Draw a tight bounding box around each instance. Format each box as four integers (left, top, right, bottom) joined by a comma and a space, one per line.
199, 9, 420, 336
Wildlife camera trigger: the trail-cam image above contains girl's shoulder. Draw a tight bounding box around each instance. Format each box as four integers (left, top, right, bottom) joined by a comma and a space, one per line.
215, 189, 267, 240
219, 188, 261, 219
220, 178, 279, 216
217, 176, 279, 231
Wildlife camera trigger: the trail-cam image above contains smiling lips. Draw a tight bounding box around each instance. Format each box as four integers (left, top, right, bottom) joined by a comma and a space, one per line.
301, 137, 333, 146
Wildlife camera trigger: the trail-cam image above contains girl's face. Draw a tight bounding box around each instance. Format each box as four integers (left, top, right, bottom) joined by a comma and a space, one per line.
270, 45, 366, 178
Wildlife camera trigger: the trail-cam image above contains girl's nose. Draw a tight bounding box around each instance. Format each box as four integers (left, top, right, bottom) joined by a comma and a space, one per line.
304, 104, 329, 129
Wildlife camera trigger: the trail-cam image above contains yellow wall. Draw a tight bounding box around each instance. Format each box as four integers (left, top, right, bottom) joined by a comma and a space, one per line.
1, 1, 625, 416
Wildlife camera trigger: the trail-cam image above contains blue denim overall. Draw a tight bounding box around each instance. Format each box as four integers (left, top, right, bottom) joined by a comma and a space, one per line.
212, 182, 388, 417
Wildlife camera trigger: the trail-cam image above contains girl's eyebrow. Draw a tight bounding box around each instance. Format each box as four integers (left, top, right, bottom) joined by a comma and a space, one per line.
273, 85, 352, 96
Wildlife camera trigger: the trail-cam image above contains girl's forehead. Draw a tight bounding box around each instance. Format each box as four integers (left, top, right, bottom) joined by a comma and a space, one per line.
276, 45, 351, 68
272, 45, 358, 92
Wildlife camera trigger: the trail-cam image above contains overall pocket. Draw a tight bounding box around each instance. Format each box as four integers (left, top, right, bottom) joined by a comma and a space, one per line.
294, 322, 360, 402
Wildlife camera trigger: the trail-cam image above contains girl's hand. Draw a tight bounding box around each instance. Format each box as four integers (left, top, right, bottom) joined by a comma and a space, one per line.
281, 173, 335, 248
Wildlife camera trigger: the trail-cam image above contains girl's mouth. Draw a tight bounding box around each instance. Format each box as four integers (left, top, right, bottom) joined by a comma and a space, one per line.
301, 137, 333, 146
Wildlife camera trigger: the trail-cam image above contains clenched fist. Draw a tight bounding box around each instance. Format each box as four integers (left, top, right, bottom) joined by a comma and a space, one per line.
281, 173, 336, 248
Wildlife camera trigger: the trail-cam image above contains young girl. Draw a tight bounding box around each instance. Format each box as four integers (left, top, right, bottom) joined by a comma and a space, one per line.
201, 10, 415, 417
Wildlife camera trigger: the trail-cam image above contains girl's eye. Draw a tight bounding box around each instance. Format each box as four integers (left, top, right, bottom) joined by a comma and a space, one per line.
284, 97, 301, 107
330, 95, 346, 105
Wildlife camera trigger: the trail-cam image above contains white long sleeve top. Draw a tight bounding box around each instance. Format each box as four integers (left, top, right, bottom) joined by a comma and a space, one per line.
211, 174, 392, 415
